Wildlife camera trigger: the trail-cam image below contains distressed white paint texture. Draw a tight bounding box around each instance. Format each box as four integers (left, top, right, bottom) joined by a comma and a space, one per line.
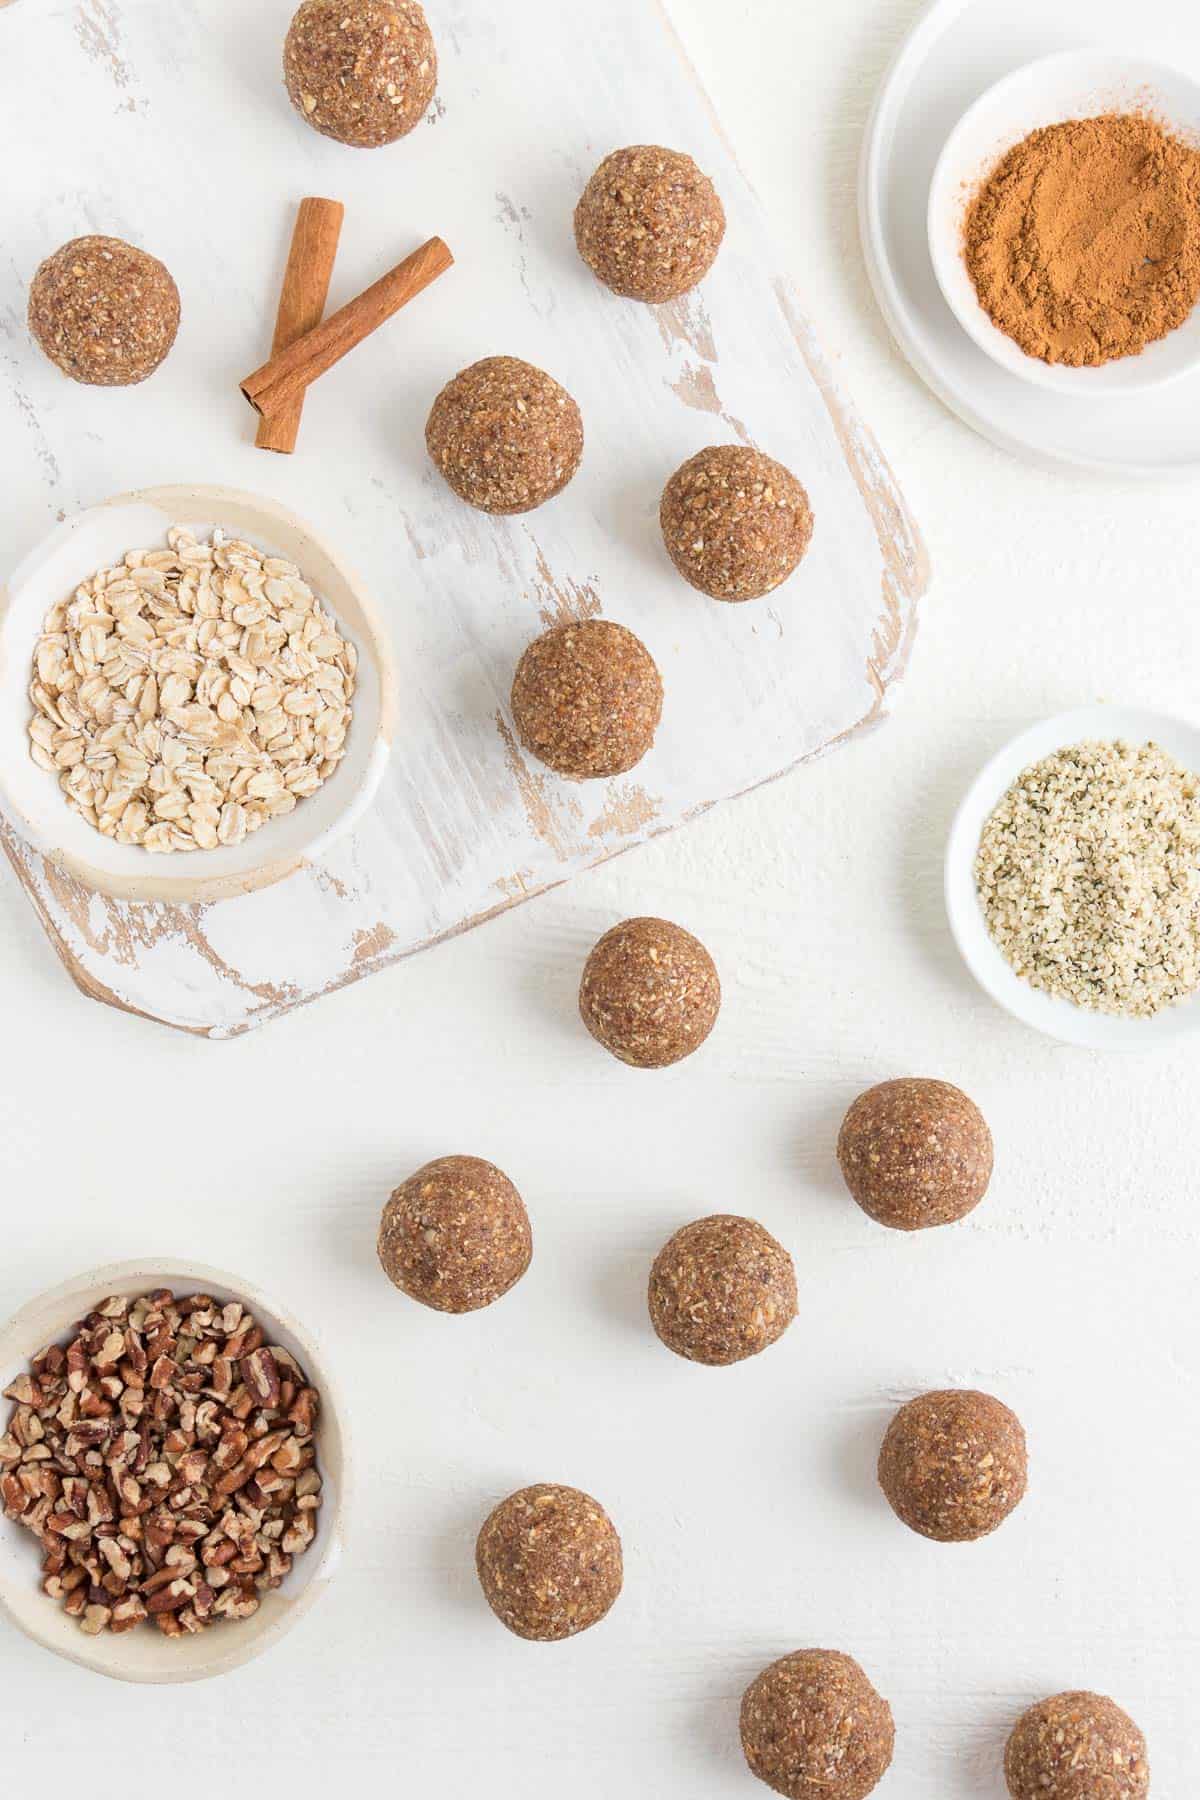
0, 0, 923, 1035
0, 0, 1194, 1796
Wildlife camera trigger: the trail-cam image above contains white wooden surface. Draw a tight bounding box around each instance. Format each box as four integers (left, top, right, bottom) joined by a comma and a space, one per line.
0, 0, 922, 1036
0, 0, 1196, 1795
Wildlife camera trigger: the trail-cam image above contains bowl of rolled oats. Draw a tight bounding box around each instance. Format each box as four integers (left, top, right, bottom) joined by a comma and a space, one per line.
946, 705, 1200, 1048
0, 485, 396, 901
0, 1259, 349, 1682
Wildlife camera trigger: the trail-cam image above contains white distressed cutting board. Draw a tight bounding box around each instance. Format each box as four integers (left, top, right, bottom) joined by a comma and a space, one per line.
0, 0, 927, 1036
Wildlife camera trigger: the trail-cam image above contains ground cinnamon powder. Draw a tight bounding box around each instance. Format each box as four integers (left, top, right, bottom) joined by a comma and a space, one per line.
964, 112, 1200, 366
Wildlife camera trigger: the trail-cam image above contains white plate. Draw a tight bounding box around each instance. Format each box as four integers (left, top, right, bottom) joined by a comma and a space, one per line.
860, 0, 1200, 474
0, 487, 396, 903
927, 50, 1200, 396
945, 705, 1200, 1048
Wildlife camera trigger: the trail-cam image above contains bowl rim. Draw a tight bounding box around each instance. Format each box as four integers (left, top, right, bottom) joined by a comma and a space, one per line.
0, 1256, 351, 1683
926, 48, 1200, 397
0, 484, 398, 904
944, 704, 1200, 1050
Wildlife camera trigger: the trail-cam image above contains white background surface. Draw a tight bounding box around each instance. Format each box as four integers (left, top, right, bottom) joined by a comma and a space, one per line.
0, 0, 1196, 1794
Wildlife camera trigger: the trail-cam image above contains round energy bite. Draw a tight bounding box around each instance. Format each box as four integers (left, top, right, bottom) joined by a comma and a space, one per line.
837, 1077, 993, 1231
660, 445, 814, 602
475, 1483, 623, 1641
580, 916, 720, 1068
649, 1214, 796, 1365
575, 145, 725, 302
425, 356, 583, 514
28, 236, 179, 386
510, 619, 662, 780
284, 0, 437, 146
741, 1650, 895, 1800
377, 1155, 531, 1313
1005, 1692, 1149, 1799
878, 1389, 1027, 1542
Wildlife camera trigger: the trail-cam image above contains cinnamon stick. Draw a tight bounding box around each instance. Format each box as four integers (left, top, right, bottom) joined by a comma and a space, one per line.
255, 197, 345, 454
240, 236, 453, 420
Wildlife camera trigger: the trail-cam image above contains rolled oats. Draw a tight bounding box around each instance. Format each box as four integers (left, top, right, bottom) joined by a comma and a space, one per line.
26, 527, 357, 853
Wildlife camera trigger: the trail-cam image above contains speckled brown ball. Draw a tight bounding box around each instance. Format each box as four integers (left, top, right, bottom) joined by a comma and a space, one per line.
510, 619, 662, 780
741, 1650, 895, 1800
475, 1483, 623, 1641
425, 356, 583, 514
575, 145, 725, 303
837, 1078, 993, 1231
660, 445, 814, 602
580, 916, 720, 1069
28, 236, 180, 387
284, 0, 437, 147
377, 1155, 531, 1313
649, 1214, 796, 1366
1005, 1693, 1149, 1799
878, 1389, 1027, 1542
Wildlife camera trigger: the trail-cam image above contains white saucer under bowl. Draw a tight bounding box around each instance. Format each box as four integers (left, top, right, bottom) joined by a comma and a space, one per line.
860, 0, 1200, 474
945, 705, 1200, 1049
927, 50, 1200, 396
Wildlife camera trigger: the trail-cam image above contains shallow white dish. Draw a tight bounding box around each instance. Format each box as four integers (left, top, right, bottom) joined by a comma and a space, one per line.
859, 0, 1200, 474
945, 705, 1200, 1048
0, 1258, 348, 1683
0, 486, 396, 903
928, 50, 1200, 396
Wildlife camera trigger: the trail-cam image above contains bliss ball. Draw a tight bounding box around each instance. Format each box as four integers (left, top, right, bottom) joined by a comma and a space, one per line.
580, 916, 720, 1068
284, 0, 437, 147
426, 356, 583, 514
29, 236, 179, 386
510, 619, 662, 780
377, 1155, 531, 1313
741, 1650, 895, 1800
575, 145, 725, 303
837, 1077, 993, 1231
878, 1389, 1028, 1542
660, 445, 814, 602
648, 1214, 796, 1366
1005, 1692, 1149, 1799
475, 1483, 623, 1641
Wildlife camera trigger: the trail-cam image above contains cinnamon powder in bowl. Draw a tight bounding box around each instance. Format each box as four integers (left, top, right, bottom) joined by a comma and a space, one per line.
965, 112, 1200, 368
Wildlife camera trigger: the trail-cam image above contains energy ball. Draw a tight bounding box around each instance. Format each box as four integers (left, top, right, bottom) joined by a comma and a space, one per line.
425, 356, 583, 514
575, 145, 725, 303
510, 618, 662, 780
837, 1077, 993, 1231
648, 1214, 796, 1366
284, 0, 437, 147
1005, 1693, 1149, 1799
580, 916, 720, 1068
660, 445, 814, 602
878, 1389, 1028, 1542
377, 1155, 531, 1313
741, 1650, 895, 1800
28, 236, 179, 386
475, 1483, 623, 1641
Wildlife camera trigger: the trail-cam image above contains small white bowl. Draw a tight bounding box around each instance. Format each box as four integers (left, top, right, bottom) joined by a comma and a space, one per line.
0, 486, 397, 903
0, 1259, 349, 1683
928, 50, 1200, 396
945, 706, 1200, 1050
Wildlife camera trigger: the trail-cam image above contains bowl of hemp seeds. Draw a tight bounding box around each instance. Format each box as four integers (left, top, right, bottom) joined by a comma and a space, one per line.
0, 485, 396, 903
945, 705, 1200, 1048
0, 1259, 349, 1683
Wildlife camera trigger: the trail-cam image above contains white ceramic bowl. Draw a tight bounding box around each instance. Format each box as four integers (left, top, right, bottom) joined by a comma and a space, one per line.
946, 705, 1200, 1049
928, 50, 1200, 396
0, 1259, 348, 1683
0, 486, 397, 903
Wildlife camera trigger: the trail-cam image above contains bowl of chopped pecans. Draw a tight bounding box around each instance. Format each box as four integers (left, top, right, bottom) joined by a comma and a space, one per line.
0, 485, 396, 902
0, 1260, 348, 1682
